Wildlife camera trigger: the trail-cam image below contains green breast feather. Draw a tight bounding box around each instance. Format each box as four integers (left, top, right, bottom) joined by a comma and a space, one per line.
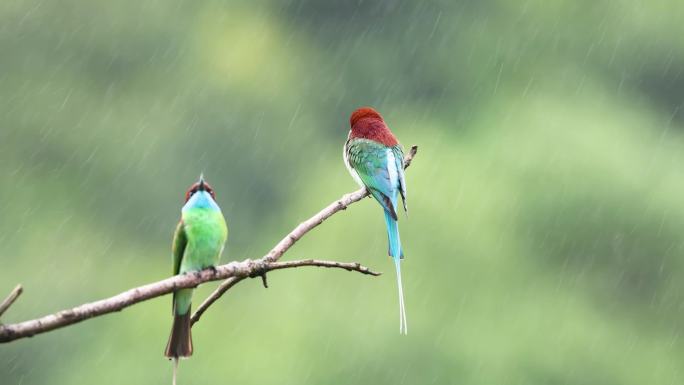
173, 208, 228, 275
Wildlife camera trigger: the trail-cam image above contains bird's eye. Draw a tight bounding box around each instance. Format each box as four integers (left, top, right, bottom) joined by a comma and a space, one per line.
185, 186, 199, 202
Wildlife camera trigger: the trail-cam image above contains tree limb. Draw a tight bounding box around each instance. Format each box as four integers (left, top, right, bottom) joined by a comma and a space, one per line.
0, 284, 23, 319
191, 145, 418, 322
0, 259, 379, 343
0, 145, 418, 343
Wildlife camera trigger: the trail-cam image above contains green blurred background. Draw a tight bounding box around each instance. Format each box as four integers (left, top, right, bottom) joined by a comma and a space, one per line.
1, 0, 684, 384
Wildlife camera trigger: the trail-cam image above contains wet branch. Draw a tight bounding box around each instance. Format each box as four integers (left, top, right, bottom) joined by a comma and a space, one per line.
0, 285, 23, 319
0, 145, 417, 344
191, 145, 418, 323
0, 259, 379, 343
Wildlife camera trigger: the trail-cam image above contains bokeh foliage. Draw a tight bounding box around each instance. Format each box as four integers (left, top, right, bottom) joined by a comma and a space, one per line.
1, 0, 684, 384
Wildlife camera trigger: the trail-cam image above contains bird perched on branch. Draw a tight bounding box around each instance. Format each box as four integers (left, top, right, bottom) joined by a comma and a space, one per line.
165, 175, 228, 381
343, 107, 409, 334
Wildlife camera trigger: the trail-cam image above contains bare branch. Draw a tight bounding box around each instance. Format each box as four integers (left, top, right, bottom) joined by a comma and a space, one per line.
190, 260, 383, 324
0, 144, 417, 343
191, 277, 243, 324
403, 145, 418, 169
0, 285, 23, 319
0, 259, 379, 343
192, 145, 418, 320
269, 259, 382, 275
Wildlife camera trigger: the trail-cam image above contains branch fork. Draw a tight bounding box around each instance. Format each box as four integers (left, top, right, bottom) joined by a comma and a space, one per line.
0, 145, 417, 343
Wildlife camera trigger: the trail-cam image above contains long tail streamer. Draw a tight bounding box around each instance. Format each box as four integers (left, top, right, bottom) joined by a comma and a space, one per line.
172, 358, 178, 385
394, 258, 408, 335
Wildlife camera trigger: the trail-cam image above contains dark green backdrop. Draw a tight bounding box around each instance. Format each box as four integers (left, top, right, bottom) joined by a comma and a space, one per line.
1, 1, 683, 384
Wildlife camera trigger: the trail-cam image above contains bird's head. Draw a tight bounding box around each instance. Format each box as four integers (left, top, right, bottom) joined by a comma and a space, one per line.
348, 107, 398, 146
350, 106, 384, 127
184, 174, 216, 203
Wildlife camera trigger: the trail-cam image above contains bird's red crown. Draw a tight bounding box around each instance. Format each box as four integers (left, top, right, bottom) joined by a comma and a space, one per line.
349, 107, 399, 147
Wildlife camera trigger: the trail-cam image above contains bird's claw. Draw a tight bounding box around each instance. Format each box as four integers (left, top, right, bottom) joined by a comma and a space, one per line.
205, 265, 218, 276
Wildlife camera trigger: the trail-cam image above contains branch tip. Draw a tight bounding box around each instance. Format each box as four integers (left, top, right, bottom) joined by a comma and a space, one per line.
0, 145, 417, 342
0, 284, 23, 319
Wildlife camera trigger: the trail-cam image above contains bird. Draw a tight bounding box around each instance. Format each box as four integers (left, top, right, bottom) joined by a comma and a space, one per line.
343, 107, 409, 334
165, 174, 228, 382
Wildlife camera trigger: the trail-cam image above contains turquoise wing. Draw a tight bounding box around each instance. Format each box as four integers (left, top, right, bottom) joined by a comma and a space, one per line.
346, 138, 404, 219
391, 145, 408, 213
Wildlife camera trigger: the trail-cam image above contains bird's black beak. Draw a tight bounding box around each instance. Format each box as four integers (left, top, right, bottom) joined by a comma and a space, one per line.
198, 174, 206, 191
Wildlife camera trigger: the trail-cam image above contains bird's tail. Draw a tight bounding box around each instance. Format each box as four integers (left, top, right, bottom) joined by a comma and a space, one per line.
165, 290, 193, 359
384, 210, 407, 335
384, 210, 403, 259
172, 357, 179, 385
394, 258, 408, 335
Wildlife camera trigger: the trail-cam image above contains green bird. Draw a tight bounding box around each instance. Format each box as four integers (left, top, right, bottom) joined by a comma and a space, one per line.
165, 175, 228, 362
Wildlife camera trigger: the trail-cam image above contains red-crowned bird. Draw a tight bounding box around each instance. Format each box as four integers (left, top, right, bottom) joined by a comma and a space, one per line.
344, 107, 409, 334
